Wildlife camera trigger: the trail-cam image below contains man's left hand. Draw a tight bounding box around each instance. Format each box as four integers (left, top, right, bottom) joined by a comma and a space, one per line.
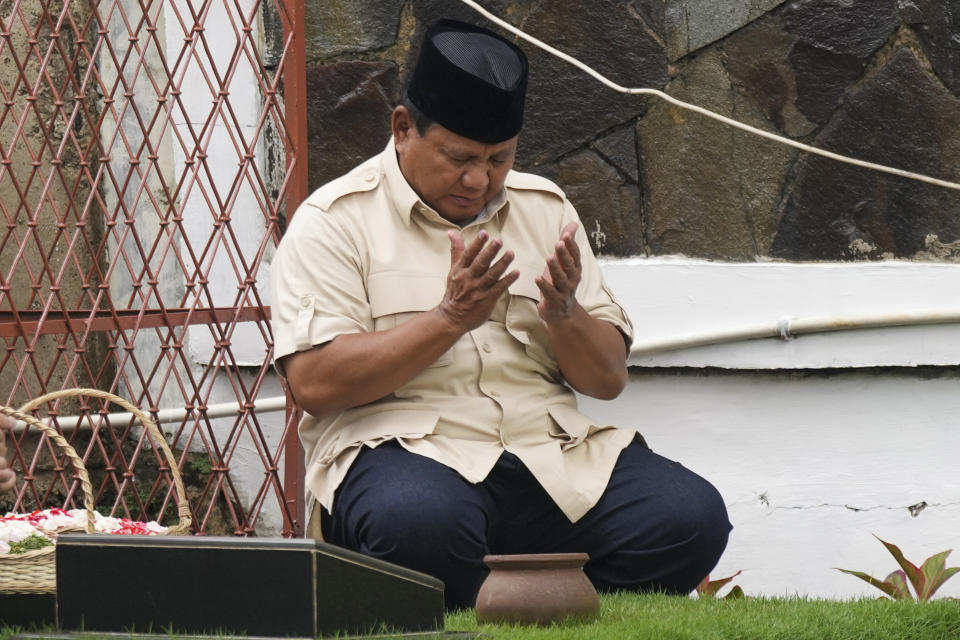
534, 221, 627, 398
536, 222, 582, 325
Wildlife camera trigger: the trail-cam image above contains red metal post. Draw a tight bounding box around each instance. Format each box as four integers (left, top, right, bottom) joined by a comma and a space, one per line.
279, 0, 309, 537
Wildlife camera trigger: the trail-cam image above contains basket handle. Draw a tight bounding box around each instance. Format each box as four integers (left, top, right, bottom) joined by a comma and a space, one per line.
15, 388, 192, 535
0, 404, 96, 534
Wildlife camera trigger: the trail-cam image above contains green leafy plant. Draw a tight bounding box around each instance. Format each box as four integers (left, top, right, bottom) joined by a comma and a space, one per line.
188, 454, 213, 478
8, 533, 54, 554
696, 570, 744, 599
836, 535, 960, 602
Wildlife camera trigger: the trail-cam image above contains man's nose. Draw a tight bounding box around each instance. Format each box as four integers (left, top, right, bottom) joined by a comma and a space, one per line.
461, 164, 489, 191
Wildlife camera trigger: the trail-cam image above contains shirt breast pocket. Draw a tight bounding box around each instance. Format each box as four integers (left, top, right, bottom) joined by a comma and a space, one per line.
505, 264, 559, 377
368, 270, 452, 367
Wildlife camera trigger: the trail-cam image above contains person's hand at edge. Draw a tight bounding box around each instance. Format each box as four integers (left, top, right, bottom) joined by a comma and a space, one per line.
0, 414, 17, 492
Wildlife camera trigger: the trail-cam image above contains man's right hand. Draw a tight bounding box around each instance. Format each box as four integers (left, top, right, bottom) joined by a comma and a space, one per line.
284, 230, 520, 418
438, 230, 519, 332
0, 414, 16, 492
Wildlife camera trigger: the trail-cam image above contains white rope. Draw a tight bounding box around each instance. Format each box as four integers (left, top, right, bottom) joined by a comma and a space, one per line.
458, 0, 960, 192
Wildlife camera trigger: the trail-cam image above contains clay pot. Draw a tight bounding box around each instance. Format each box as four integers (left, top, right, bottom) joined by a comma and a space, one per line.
474, 553, 600, 626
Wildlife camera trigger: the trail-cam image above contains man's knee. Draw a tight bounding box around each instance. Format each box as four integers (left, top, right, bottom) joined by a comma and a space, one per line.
627, 445, 730, 551
663, 472, 730, 550
590, 501, 730, 594
588, 455, 732, 594
672, 479, 730, 577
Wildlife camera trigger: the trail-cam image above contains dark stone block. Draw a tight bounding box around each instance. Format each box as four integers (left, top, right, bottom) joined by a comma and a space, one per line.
517, 1, 667, 167
591, 124, 640, 183
305, 0, 406, 58
629, 0, 667, 37
788, 42, 865, 124
782, 0, 899, 58
899, 0, 927, 24
718, 14, 816, 136
538, 149, 645, 257
55, 534, 445, 638
306, 61, 399, 191
637, 46, 795, 259
0, 593, 56, 628
412, 0, 514, 28
898, 0, 960, 95
772, 49, 960, 260
665, 0, 788, 61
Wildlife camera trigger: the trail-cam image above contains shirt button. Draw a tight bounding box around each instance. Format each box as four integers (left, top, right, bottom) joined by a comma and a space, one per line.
481, 344, 492, 353
364, 172, 376, 182
299, 296, 311, 308
490, 390, 500, 397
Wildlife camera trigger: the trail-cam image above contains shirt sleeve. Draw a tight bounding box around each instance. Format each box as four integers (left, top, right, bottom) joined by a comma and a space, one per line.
562, 199, 635, 348
269, 202, 372, 374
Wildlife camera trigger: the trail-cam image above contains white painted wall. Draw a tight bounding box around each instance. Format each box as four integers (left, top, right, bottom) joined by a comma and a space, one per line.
579, 370, 960, 600
578, 258, 960, 599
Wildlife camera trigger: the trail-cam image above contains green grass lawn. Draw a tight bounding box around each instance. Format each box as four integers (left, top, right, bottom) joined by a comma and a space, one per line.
444, 592, 960, 640
1, 593, 958, 639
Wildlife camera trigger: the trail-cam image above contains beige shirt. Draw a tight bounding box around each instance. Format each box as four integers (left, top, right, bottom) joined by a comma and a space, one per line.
271, 140, 636, 523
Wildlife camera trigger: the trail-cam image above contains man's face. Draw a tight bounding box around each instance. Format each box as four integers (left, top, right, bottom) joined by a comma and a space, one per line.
393, 106, 517, 223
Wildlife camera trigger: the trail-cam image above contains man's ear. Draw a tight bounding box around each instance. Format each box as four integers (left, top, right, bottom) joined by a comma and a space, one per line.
392, 106, 415, 146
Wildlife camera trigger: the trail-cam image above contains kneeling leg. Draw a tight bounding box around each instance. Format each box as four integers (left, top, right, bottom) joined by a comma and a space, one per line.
577, 441, 732, 594
325, 442, 494, 610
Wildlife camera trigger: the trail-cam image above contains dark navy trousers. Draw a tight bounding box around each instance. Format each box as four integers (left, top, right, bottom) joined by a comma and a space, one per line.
324, 437, 731, 610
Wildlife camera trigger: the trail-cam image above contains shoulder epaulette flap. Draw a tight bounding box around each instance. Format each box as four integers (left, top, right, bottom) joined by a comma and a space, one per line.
305, 159, 382, 212
505, 170, 566, 200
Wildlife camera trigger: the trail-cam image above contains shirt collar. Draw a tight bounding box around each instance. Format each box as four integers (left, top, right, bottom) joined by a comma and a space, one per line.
380, 137, 509, 228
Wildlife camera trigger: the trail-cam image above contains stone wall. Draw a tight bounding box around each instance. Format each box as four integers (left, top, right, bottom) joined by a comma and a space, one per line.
305, 0, 960, 262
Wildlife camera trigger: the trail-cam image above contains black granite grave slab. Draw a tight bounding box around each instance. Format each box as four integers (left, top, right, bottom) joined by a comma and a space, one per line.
0, 593, 56, 628
54, 535, 446, 638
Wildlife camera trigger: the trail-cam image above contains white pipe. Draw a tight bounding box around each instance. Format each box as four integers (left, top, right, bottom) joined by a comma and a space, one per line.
11, 395, 287, 434
11, 309, 960, 433
629, 309, 960, 356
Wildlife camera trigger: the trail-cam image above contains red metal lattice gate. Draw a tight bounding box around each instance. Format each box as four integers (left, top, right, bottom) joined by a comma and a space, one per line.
0, 0, 307, 535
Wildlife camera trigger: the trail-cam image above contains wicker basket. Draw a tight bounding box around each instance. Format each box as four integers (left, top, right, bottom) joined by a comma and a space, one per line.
0, 388, 192, 594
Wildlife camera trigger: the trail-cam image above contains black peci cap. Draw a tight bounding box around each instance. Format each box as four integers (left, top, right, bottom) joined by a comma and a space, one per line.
406, 19, 528, 143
